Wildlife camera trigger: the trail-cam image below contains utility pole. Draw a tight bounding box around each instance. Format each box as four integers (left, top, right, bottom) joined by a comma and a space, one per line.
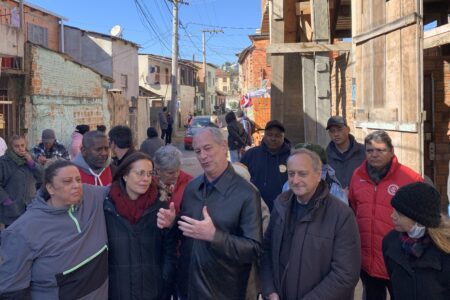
201, 29, 223, 115
168, 0, 188, 130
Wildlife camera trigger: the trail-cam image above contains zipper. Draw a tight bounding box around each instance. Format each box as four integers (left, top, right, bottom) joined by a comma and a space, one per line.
68, 205, 81, 233
370, 184, 377, 272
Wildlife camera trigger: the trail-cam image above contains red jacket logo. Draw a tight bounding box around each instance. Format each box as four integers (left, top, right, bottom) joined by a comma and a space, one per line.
387, 184, 399, 196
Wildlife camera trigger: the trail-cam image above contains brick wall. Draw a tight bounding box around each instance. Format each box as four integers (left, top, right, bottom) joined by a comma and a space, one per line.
26, 43, 111, 148
240, 37, 271, 94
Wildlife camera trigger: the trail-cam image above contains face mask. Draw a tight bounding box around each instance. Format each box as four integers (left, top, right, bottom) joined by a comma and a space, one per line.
407, 223, 426, 239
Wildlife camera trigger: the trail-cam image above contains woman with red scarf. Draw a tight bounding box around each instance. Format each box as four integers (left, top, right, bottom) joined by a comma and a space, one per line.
104, 152, 177, 300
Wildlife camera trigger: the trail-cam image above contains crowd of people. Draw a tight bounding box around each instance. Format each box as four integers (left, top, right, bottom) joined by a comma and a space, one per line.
0, 112, 449, 300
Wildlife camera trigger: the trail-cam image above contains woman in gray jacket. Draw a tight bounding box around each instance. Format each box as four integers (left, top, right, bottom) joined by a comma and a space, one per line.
0, 160, 109, 299
0, 135, 43, 226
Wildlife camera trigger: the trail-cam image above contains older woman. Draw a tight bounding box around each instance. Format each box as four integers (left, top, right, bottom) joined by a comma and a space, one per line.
104, 152, 177, 300
0, 160, 109, 299
383, 182, 450, 299
0, 135, 43, 227
153, 145, 192, 214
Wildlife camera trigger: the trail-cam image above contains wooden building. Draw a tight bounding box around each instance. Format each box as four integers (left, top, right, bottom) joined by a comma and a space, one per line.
266, 0, 450, 205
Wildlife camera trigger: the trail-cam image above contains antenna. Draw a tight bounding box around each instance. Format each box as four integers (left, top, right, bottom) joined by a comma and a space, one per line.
110, 25, 123, 38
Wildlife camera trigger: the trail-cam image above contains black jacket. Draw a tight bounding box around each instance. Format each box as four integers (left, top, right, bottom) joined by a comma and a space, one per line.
177, 165, 262, 299
260, 182, 361, 300
0, 154, 43, 225
326, 134, 365, 188
241, 140, 291, 210
383, 230, 450, 300
227, 120, 247, 150
104, 196, 177, 300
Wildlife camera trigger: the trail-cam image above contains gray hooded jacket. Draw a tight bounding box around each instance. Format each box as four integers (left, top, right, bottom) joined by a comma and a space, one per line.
0, 184, 109, 300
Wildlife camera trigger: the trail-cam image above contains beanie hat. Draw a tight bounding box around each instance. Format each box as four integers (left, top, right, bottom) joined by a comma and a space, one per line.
391, 182, 441, 228
42, 129, 56, 143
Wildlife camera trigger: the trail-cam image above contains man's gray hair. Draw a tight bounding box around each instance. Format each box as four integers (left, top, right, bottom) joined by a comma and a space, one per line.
288, 148, 322, 173
82, 131, 107, 148
153, 145, 182, 171
193, 127, 226, 146
364, 130, 393, 150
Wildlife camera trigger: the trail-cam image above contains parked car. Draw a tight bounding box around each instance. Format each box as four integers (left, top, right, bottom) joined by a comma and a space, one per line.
184, 116, 219, 150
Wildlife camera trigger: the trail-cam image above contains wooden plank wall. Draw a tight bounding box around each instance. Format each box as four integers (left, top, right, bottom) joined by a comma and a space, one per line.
352, 0, 423, 173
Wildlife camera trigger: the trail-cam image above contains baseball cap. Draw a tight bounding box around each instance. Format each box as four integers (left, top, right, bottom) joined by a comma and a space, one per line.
265, 120, 285, 132
326, 116, 347, 130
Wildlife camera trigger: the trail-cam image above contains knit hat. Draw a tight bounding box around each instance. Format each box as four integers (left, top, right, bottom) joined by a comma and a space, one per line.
42, 129, 56, 143
391, 182, 441, 228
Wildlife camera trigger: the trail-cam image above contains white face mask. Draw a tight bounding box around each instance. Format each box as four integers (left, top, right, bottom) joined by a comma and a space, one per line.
407, 223, 426, 239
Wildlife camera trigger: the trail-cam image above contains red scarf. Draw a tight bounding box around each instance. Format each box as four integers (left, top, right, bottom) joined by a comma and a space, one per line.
109, 180, 159, 224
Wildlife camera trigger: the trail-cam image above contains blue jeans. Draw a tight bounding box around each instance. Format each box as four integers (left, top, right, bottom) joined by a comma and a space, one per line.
229, 149, 241, 163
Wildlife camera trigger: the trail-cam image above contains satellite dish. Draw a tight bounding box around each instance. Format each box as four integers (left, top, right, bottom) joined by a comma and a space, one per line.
110, 25, 123, 37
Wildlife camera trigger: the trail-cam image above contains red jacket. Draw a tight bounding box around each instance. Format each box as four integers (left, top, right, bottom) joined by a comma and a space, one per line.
170, 170, 193, 214
348, 156, 423, 279
78, 167, 112, 186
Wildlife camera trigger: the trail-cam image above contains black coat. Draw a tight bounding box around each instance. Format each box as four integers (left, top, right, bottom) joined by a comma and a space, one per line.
260, 182, 361, 300
104, 196, 177, 300
227, 120, 247, 150
177, 165, 262, 299
383, 230, 450, 300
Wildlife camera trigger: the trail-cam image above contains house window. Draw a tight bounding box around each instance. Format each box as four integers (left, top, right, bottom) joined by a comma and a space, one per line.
180, 68, 186, 85
207, 71, 212, 87
121, 74, 128, 89
155, 66, 161, 83
165, 68, 169, 84
27, 24, 48, 47
223, 86, 228, 92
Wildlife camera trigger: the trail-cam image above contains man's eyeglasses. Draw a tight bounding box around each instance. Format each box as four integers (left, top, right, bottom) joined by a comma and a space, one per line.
130, 169, 156, 178
365, 148, 389, 154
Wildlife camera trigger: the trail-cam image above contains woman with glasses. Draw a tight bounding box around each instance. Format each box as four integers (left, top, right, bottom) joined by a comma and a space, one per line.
104, 152, 177, 300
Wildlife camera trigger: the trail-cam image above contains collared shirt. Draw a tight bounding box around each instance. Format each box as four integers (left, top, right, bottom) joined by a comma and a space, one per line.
202, 164, 228, 196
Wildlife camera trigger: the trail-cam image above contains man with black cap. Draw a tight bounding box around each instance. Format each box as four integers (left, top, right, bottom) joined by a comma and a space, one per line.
241, 120, 291, 211
31, 129, 69, 166
325, 116, 365, 189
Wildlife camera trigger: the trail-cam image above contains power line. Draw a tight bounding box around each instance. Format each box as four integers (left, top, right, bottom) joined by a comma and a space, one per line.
184, 22, 258, 30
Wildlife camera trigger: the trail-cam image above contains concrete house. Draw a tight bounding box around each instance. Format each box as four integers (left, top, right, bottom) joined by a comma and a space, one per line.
0, 0, 66, 140
138, 53, 198, 129
64, 25, 139, 106
193, 61, 219, 115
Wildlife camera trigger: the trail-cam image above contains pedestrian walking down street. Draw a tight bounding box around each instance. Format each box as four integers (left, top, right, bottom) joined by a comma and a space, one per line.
140, 127, 165, 159
31, 129, 69, 166
159, 107, 168, 140
158, 127, 262, 299
0, 135, 43, 227
104, 152, 177, 300
0, 160, 109, 299
73, 131, 112, 186
241, 120, 291, 211
349, 130, 424, 300
165, 112, 174, 145
225, 111, 247, 163
383, 182, 450, 300
260, 149, 361, 300
69, 124, 90, 160
236, 110, 252, 146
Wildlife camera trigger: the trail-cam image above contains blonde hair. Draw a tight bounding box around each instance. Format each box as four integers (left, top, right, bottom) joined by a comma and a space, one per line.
428, 215, 450, 254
